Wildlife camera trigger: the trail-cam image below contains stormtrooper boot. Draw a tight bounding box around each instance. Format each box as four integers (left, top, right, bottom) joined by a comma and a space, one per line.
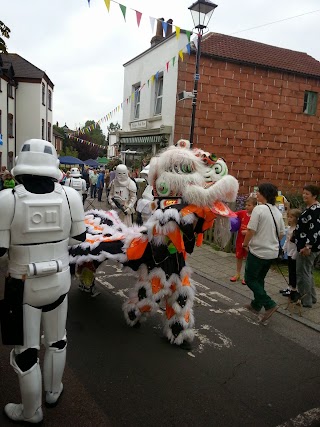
43, 344, 66, 407
4, 350, 43, 423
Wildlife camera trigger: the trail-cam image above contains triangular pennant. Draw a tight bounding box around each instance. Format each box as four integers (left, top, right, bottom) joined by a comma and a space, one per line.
172, 56, 176, 67
179, 50, 184, 61
151, 75, 155, 84
119, 4, 127, 21
87, 0, 90, 7
175, 26, 180, 39
186, 43, 191, 55
186, 30, 191, 42
166, 61, 169, 72
149, 16, 155, 33
155, 71, 159, 81
104, 0, 110, 12
135, 10, 142, 27
147, 80, 150, 87
161, 21, 168, 36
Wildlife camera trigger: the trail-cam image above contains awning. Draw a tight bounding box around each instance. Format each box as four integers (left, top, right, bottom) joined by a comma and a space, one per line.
120, 135, 163, 145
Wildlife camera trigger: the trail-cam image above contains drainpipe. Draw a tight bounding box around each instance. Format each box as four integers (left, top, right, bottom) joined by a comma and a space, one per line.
14, 82, 17, 158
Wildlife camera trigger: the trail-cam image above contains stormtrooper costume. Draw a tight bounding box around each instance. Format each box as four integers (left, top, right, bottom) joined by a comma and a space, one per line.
65, 167, 87, 204
108, 164, 137, 227
0, 139, 86, 423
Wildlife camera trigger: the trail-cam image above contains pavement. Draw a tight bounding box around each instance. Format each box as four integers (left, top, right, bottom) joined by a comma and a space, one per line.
85, 197, 320, 331
188, 244, 320, 332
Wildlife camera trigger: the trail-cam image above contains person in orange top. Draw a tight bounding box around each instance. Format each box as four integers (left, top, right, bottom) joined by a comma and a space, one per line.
230, 196, 257, 284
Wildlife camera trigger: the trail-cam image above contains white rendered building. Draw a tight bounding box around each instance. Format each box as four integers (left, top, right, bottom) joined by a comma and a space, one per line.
0, 53, 54, 170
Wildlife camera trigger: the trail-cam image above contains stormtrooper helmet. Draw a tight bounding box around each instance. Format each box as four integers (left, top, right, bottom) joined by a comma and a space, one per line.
12, 139, 62, 181
70, 167, 81, 178
115, 164, 129, 185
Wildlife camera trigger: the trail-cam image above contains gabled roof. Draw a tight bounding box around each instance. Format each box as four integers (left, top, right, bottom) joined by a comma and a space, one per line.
200, 33, 320, 79
0, 53, 54, 88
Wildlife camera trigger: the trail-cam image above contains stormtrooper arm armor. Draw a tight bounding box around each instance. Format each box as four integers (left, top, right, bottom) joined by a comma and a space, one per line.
126, 181, 138, 211
63, 187, 86, 245
0, 189, 15, 253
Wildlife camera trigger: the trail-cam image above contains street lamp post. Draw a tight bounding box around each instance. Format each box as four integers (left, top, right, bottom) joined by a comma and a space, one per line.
188, 0, 218, 148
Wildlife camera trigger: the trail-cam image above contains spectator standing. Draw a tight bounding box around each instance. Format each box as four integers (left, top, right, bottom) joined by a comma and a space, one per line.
109, 167, 116, 184
242, 183, 285, 323
89, 170, 98, 198
3, 172, 16, 189
279, 208, 301, 298
82, 167, 90, 190
295, 185, 320, 308
0, 165, 9, 190
97, 169, 105, 202
105, 169, 110, 199
230, 196, 257, 284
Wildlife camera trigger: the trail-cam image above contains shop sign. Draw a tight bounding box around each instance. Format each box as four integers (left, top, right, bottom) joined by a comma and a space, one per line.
130, 120, 147, 130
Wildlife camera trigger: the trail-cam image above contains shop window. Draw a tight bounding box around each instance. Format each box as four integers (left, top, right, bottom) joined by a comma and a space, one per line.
42, 119, 45, 139
42, 83, 45, 105
48, 122, 51, 141
8, 113, 13, 137
133, 84, 141, 120
154, 75, 163, 116
303, 91, 318, 115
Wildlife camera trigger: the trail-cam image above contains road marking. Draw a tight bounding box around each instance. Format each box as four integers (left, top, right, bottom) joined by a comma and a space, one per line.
276, 407, 320, 426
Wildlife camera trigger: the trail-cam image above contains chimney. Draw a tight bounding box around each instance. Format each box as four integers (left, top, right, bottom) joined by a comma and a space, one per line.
166, 19, 173, 37
150, 18, 164, 47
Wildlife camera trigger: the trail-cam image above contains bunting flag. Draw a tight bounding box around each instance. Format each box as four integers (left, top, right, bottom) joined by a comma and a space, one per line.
150, 75, 155, 84
155, 71, 159, 81
172, 56, 176, 67
186, 43, 191, 55
149, 16, 155, 32
175, 26, 180, 39
104, 0, 110, 12
135, 10, 142, 27
186, 30, 191, 42
119, 4, 126, 21
166, 61, 169, 72
161, 21, 168, 36
87, 0, 90, 6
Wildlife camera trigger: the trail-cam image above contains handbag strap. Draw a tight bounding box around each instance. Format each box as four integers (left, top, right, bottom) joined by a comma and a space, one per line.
265, 204, 280, 242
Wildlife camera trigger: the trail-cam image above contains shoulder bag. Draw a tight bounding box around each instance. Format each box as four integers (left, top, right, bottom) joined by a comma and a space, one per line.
266, 204, 284, 261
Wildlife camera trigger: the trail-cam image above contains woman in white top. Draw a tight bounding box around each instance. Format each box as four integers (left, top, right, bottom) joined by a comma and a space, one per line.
242, 183, 285, 323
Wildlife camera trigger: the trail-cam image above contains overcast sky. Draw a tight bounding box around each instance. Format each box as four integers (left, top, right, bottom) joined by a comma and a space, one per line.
1, 0, 320, 135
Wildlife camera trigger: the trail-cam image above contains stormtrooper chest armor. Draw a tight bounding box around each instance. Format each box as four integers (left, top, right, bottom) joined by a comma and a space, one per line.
10, 183, 72, 245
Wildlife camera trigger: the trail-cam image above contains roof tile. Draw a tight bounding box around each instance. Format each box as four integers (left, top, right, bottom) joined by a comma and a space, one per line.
200, 33, 320, 78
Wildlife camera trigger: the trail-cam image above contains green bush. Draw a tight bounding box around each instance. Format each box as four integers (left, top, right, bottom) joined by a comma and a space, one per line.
283, 192, 305, 209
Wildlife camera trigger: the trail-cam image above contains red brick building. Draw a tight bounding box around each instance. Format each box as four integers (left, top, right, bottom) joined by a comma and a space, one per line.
174, 33, 320, 194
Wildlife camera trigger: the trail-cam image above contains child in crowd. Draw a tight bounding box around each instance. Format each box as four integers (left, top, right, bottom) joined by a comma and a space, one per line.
3, 172, 15, 189
230, 196, 258, 284
280, 208, 301, 299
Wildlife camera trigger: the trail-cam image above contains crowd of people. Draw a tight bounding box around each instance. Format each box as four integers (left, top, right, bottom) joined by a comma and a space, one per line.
231, 183, 320, 322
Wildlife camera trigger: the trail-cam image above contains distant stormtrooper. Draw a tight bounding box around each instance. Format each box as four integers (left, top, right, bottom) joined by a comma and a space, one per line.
108, 164, 137, 226
65, 167, 87, 204
0, 139, 86, 423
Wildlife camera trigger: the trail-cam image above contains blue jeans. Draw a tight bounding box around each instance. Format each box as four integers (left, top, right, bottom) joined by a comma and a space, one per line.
90, 184, 96, 198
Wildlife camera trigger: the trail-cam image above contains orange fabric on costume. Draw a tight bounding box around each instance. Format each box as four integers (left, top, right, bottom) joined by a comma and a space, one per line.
127, 238, 148, 260
151, 277, 163, 294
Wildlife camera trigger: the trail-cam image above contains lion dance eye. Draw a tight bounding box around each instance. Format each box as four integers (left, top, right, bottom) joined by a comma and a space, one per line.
157, 181, 170, 196
181, 164, 193, 173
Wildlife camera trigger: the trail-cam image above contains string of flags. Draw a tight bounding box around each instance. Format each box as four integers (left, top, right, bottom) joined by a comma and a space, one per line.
70, 0, 196, 139
71, 38, 194, 137
67, 133, 102, 148
87, 0, 193, 42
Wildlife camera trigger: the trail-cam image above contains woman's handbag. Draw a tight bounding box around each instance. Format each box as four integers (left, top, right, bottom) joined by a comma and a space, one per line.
266, 204, 284, 261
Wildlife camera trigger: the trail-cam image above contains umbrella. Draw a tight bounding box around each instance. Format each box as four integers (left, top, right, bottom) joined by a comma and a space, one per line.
84, 159, 99, 167
59, 156, 84, 165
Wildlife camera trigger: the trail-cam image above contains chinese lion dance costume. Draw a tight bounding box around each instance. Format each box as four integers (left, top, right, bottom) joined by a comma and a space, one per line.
69, 140, 239, 348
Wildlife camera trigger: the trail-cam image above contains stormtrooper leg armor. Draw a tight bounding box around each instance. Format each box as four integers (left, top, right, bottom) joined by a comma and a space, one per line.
4, 304, 43, 423
42, 296, 68, 406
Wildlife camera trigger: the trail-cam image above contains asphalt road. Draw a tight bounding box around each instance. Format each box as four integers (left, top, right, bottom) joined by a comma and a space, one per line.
1, 261, 320, 426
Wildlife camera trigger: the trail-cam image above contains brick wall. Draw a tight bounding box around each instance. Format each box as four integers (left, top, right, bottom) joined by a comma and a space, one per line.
174, 56, 320, 194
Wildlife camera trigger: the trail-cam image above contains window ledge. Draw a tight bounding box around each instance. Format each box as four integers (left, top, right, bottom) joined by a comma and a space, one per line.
148, 115, 162, 122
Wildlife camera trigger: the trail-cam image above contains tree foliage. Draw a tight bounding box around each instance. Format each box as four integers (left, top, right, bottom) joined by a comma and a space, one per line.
107, 122, 121, 143
0, 20, 10, 54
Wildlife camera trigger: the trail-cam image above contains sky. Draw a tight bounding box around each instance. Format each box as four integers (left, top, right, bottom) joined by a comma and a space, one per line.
1, 0, 320, 136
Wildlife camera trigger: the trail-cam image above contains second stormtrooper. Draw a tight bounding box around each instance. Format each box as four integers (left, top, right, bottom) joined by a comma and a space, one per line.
108, 164, 137, 226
